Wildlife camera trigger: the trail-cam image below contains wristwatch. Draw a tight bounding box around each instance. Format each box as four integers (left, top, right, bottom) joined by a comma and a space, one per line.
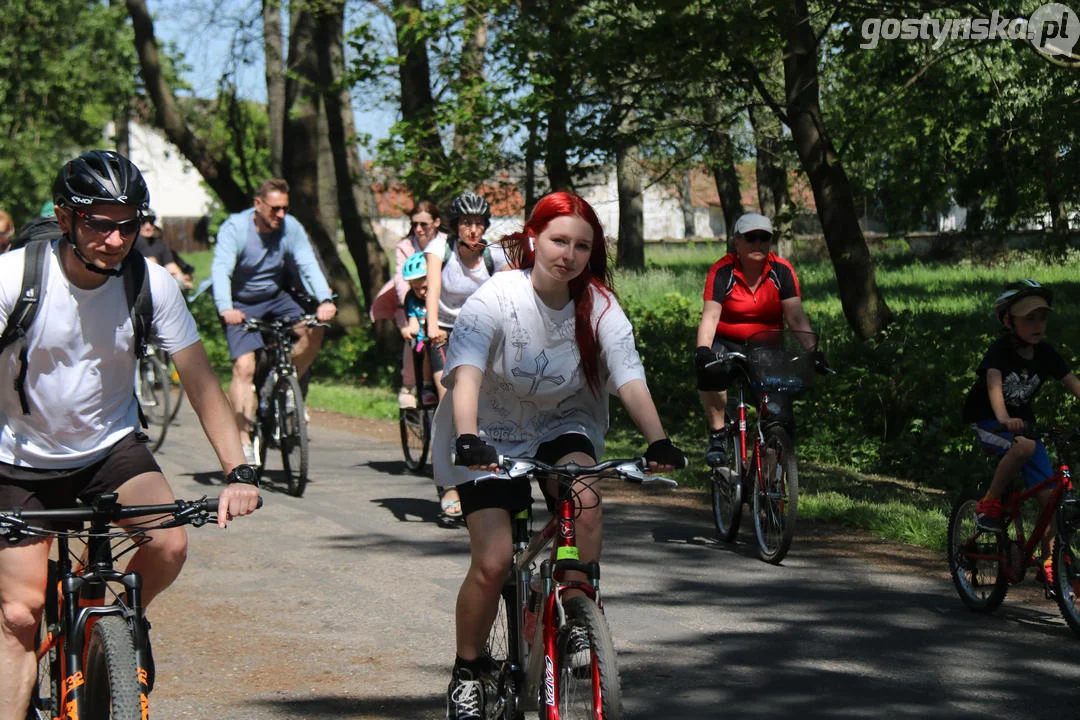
227, 464, 260, 488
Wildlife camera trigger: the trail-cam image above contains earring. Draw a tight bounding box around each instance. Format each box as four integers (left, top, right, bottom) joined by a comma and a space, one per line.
528, 236, 535, 252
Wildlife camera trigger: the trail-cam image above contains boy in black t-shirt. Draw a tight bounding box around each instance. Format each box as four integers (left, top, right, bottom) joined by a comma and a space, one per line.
961, 281, 1080, 577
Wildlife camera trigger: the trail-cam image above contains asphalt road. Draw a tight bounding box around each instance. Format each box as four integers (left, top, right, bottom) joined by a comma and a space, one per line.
145, 403, 1080, 719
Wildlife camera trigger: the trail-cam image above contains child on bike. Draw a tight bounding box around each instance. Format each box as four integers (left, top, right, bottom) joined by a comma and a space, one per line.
400, 251, 440, 407
961, 280, 1080, 581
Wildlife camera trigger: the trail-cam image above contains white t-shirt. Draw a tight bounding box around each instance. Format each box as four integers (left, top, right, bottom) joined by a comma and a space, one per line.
424, 234, 509, 328
0, 242, 201, 468
431, 269, 648, 487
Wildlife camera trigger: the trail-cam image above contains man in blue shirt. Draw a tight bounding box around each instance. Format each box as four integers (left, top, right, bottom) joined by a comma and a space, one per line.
212, 178, 337, 464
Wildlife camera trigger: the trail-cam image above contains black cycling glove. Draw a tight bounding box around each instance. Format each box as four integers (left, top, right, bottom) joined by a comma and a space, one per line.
695, 345, 721, 371
454, 434, 499, 467
644, 438, 687, 469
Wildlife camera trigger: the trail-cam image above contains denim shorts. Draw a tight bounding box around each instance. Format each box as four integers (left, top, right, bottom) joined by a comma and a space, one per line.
972, 419, 1053, 489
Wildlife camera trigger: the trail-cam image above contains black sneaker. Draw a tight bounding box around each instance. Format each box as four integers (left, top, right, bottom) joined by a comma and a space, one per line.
447, 665, 485, 720
705, 430, 728, 466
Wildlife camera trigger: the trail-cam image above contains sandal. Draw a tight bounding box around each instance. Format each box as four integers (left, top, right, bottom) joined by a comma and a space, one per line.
440, 491, 463, 518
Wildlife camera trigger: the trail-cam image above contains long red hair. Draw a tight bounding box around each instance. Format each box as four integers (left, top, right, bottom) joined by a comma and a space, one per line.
501, 192, 615, 395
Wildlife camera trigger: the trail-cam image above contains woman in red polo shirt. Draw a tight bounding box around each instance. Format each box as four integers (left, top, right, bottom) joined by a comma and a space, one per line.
693, 213, 817, 465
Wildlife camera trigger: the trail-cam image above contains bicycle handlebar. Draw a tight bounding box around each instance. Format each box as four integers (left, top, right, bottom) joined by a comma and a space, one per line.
242, 315, 327, 333
495, 455, 678, 488
0, 496, 264, 539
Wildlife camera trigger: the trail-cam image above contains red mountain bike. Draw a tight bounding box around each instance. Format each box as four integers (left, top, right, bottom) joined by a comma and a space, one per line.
948, 425, 1080, 637
481, 456, 676, 719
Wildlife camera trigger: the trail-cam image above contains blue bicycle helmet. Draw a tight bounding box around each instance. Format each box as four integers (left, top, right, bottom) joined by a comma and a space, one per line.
402, 251, 427, 281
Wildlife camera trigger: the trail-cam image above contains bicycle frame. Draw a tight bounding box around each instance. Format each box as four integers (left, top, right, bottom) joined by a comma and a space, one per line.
728, 367, 791, 501
969, 466, 1071, 584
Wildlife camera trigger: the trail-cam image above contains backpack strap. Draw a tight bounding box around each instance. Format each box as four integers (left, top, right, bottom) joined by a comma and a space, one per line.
122, 250, 154, 429
0, 239, 50, 415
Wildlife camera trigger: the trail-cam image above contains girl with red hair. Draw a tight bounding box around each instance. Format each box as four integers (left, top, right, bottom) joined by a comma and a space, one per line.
431, 190, 685, 719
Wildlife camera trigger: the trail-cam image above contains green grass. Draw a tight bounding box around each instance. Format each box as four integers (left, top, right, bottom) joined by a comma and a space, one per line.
306, 381, 397, 421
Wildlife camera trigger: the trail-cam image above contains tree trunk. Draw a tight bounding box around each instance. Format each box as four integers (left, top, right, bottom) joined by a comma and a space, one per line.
750, 103, 792, 256
544, 6, 574, 193
704, 100, 743, 250
283, 4, 361, 326
125, 0, 250, 212
524, 109, 540, 217
678, 170, 696, 239
393, 0, 448, 187
615, 149, 645, 269
776, 0, 891, 339
263, 0, 286, 177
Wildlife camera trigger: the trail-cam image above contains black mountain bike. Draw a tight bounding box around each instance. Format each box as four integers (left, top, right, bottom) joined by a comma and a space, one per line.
0, 493, 258, 720
400, 338, 439, 473
245, 315, 322, 497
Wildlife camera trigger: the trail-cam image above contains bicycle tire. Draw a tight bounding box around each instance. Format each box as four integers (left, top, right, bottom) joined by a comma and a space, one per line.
711, 427, 743, 541
277, 374, 309, 497
399, 405, 432, 474
1053, 505, 1080, 637
83, 615, 142, 720
137, 355, 171, 452
947, 488, 1008, 612
484, 581, 526, 720
165, 354, 185, 425
752, 425, 798, 564
555, 596, 621, 720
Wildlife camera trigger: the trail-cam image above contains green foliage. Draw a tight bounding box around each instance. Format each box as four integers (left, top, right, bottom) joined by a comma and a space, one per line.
0, 1, 138, 226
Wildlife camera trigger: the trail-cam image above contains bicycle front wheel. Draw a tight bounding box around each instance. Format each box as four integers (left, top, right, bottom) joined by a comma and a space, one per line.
165, 354, 185, 425
947, 489, 1007, 612
30, 561, 60, 719
399, 405, 431, 473
277, 374, 309, 497
84, 616, 142, 720
711, 427, 743, 541
752, 426, 798, 564
1053, 503, 1080, 637
137, 355, 171, 452
555, 596, 621, 720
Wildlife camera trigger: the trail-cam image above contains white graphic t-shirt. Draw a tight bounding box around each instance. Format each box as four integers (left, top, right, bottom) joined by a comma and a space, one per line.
431, 269, 647, 487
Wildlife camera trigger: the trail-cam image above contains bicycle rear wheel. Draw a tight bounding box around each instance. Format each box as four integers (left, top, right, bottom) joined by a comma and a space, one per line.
484, 580, 525, 720
84, 615, 142, 720
947, 489, 1008, 612
752, 426, 798, 564
137, 355, 171, 452
711, 428, 743, 541
556, 596, 621, 720
1053, 502, 1080, 637
400, 406, 431, 473
277, 375, 309, 497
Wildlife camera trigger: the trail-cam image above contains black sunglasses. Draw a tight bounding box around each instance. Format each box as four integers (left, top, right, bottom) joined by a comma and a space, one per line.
741, 231, 772, 244
76, 210, 142, 238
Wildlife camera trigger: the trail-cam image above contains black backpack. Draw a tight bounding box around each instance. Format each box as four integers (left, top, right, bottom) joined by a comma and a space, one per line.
0, 231, 153, 416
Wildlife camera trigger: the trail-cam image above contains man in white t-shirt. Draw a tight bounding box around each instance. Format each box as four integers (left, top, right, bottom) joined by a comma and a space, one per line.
0, 151, 259, 719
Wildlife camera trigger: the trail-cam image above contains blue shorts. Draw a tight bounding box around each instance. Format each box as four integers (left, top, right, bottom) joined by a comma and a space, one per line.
972, 419, 1053, 489
223, 293, 309, 361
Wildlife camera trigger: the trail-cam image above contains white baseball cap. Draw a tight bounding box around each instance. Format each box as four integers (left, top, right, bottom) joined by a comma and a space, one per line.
733, 213, 773, 236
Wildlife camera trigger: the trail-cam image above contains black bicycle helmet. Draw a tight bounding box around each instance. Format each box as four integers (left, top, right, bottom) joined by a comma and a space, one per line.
52, 150, 150, 213
449, 192, 491, 229
994, 279, 1053, 323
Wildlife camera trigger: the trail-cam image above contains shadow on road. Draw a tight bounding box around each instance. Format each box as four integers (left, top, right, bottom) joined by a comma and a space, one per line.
367, 459, 432, 478
246, 694, 442, 719
371, 495, 460, 526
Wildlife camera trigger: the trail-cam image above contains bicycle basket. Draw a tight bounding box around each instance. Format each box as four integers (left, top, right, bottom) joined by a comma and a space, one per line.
745, 329, 817, 395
